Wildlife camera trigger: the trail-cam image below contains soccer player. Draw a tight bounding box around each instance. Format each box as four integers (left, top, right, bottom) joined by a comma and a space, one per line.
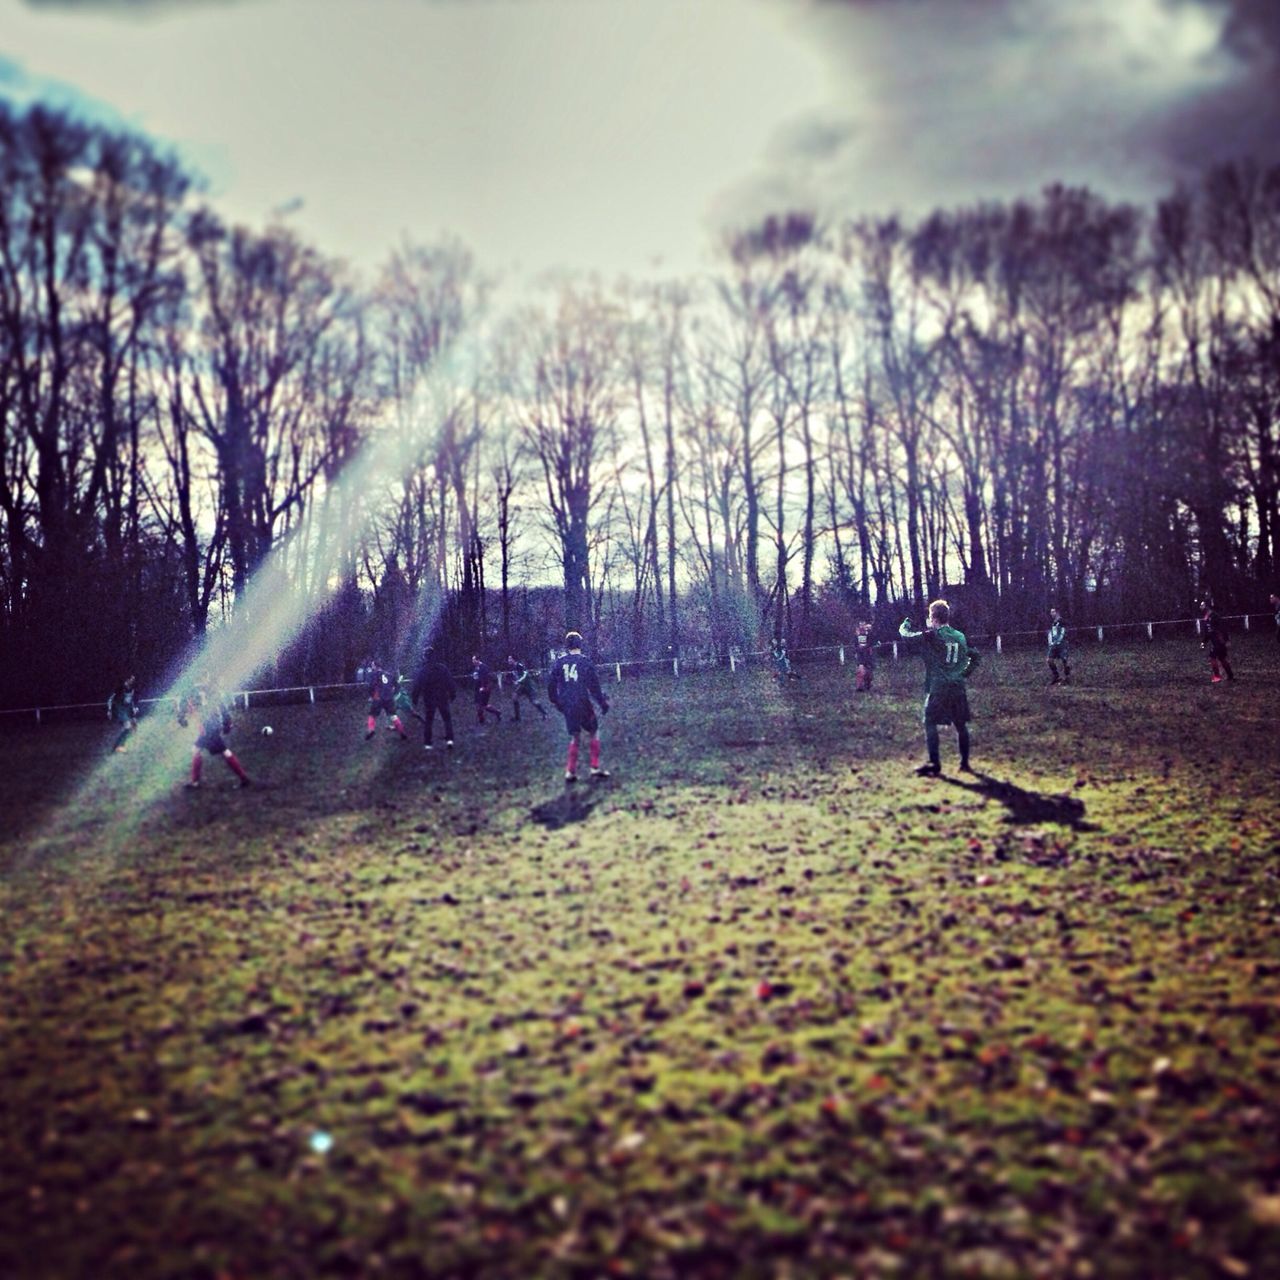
771, 638, 798, 683
853, 621, 876, 692
547, 630, 611, 783
1200, 600, 1235, 683
107, 674, 139, 753
507, 654, 549, 721
178, 683, 251, 789
896, 599, 980, 776
1270, 593, 1280, 647
1046, 607, 1071, 685
365, 663, 408, 740
411, 646, 458, 750
470, 656, 503, 725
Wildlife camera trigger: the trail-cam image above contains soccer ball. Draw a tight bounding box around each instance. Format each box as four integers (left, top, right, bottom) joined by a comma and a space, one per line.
261, 725, 274, 737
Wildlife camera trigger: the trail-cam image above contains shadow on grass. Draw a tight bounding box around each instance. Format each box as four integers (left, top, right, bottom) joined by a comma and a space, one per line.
529, 788, 603, 830
942, 771, 1099, 831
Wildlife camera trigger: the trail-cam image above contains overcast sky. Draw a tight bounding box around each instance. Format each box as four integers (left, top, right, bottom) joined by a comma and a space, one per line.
1, 0, 1278, 284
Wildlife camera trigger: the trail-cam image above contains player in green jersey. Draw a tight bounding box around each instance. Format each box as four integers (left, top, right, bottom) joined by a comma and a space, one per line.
897, 599, 980, 776
1046, 608, 1071, 685
107, 674, 139, 753
506, 655, 549, 721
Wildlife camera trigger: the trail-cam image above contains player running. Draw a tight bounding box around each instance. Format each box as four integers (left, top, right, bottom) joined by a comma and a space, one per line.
178, 683, 251, 789
470, 656, 503, 725
1200, 600, 1235, 683
506, 654, 549, 721
548, 631, 611, 783
411, 646, 458, 750
896, 599, 980, 776
107, 674, 139, 753
365, 663, 408, 740
1046, 608, 1071, 685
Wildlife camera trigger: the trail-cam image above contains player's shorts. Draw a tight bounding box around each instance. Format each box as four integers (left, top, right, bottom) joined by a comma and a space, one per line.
561, 703, 599, 736
1047, 643, 1068, 661
369, 695, 396, 717
923, 685, 971, 727
196, 729, 229, 755
1207, 638, 1229, 660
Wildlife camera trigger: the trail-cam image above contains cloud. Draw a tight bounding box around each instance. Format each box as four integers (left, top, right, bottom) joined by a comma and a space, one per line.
715, 0, 1280, 232
20, 0, 256, 11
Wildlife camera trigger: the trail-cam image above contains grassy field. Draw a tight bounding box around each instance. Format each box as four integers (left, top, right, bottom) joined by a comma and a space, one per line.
2, 639, 1280, 1279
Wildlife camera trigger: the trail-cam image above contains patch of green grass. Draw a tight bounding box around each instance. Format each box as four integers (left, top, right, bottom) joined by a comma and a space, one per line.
2, 640, 1280, 1277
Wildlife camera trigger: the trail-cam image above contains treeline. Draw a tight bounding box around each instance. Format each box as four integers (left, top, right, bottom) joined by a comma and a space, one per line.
2, 102, 1278, 706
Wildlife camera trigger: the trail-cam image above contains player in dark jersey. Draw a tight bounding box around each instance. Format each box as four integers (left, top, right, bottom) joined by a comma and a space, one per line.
107, 674, 139, 753
547, 631, 611, 782
896, 599, 980, 776
178, 683, 251, 788
506, 655, 549, 721
470, 656, 503, 725
411, 646, 458, 749
364, 663, 408, 740
1046, 608, 1071, 685
853, 622, 876, 692
1200, 601, 1235, 683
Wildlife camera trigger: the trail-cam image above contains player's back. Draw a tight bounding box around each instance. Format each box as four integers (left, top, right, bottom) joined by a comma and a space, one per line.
926, 625, 970, 686
550, 652, 599, 708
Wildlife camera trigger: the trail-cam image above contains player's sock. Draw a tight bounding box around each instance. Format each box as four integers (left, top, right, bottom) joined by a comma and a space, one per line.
925, 725, 941, 771
365, 715, 376, 739
589, 738, 601, 771
225, 752, 250, 785
1223, 660, 1235, 680
189, 753, 203, 786
1062, 664, 1071, 684
566, 739, 580, 778
957, 726, 972, 770
392, 715, 407, 738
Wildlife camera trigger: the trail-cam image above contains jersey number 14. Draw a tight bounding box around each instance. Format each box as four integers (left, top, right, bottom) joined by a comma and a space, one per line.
564, 663, 579, 682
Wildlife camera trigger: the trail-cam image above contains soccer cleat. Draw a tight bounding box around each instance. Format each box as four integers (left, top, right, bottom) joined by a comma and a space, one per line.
364, 729, 375, 740
914, 762, 942, 777
1211, 675, 1222, 684
113, 746, 129, 754
184, 780, 200, 789
564, 772, 578, 784
238, 778, 252, 789
960, 762, 976, 774
424, 744, 433, 751
446, 740, 454, 749
590, 768, 611, 781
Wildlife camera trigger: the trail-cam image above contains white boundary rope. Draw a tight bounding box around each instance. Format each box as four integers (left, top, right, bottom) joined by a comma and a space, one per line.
2, 612, 1275, 724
